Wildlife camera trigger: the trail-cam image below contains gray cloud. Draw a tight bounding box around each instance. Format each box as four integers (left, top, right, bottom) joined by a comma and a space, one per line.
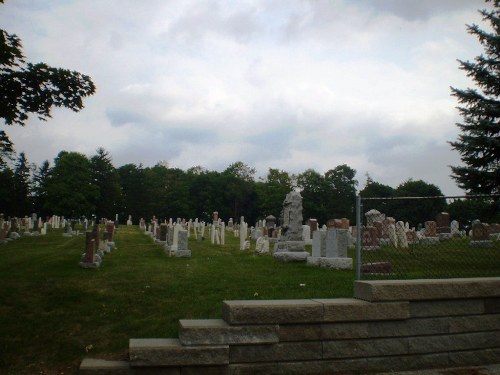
353, 0, 485, 21
0, 0, 483, 196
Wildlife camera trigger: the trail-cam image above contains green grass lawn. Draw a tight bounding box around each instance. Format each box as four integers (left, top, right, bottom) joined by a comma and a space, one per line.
0, 225, 354, 375
1, 226, 498, 374
361, 237, 500, 279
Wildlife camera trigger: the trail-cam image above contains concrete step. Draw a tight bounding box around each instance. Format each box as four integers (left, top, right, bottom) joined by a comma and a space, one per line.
129, 338, 228, 367
178, 318, 279, 345
79, 358, 130, 375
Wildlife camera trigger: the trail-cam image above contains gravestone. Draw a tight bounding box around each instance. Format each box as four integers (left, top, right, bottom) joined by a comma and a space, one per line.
307, 218, 318, 239
470, 222, 493, 247
388, 224, 397, 247
308, 228, 352, 269
159, 223, 168, 243
302, 225, 312, 245
63, 222, 73, 237
421, 220, 439, 245
365, 209, 385, 226
239, 217, 249, 251
488, 223, 500, 240
424, 221, 437, 237
0, 226, 6, 244
265, 215, 277, 240
406, 230, 418, 245
311, 230, 326, 257
273, 191, 308, 262
436, 212, 450, 233
450, 220, 460, 237
171, 229, 191, 257
255, 236, 270, 254
80, 229, 101, 268
436, 212, 452, 240
396, 221, 408, 248
106, 221, 116, 249
362, 226, 380, 251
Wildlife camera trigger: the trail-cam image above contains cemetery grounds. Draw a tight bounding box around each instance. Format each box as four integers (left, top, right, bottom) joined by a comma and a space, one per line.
0, 225, 354, 375
0, 224, 499, 374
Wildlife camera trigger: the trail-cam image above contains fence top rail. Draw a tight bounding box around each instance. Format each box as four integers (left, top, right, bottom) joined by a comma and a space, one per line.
359, 194, 500, 201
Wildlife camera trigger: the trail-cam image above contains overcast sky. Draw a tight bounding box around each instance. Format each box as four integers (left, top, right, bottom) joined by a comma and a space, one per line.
1, 0, 491, 195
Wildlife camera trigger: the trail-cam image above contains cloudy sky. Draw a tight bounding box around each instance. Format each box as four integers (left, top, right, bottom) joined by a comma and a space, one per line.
1, 0, 491, 195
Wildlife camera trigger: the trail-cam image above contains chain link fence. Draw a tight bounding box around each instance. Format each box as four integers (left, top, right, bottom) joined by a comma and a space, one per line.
355, 194, 500, 280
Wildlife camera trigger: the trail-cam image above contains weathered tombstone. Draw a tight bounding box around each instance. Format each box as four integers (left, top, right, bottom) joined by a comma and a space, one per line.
307, 218, 318, 239
421, 221, 439, 245
396, 221, 408, 248
302, 225, 311, 245
80, 229, 101, 268
388, 224, 397, 248
362, 226, 380, 250
170, 229, 190, 257
470, 222, 493, 247
159, 223, 168, 243
436, 213, 450, 233
308, 229, 352, 269
373, 221, 383, 238
424, 221, 437, 237
365, 209, 385, 226
63, 222, 73, 237
406, 230, 418, 245
450, 220, 460, 237
0, 226, 6, 244
106, 221, 115, 241
311, 230, 326, 257
326, 229, 348, 258
127, 215, 132, 226
380, 218, 394, 241
265, 215, 276, 239
239, 217, 249, 250
255, 236, 270, 254
166, 226, 174, 249
273, 191, 308, 262
488, 223, 500, 240
170, 224, 180, 251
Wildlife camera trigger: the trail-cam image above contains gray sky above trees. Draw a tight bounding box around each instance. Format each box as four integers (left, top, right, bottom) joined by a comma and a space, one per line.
1, 0, 489, 195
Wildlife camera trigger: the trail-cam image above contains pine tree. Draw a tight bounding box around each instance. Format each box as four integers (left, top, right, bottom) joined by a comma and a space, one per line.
450, 0, 500, 194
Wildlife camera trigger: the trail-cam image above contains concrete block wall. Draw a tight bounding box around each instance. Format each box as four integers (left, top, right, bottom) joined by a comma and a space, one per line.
80, 277, 500, 375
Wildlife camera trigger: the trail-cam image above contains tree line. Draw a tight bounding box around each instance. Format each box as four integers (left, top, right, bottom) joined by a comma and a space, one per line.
1, 147, 497, 227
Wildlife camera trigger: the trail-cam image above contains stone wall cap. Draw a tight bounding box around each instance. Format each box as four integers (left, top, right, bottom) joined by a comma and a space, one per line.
354, 277, 500, 302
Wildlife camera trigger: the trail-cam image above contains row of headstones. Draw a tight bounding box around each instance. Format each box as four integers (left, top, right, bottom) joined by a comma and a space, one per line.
79, 221, 116, 269
0, 214, 51, 241
142, 220, 191, 258
0, 213, 100, 243
363, 210, 500, 249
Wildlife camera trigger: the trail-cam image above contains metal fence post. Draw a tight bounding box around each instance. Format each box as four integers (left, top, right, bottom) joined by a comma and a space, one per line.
356, 195, 362, 280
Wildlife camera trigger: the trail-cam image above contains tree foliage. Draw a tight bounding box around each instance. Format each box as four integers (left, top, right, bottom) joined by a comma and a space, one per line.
297, 165, 358, 224
0, 29, 96, 126
450, 0, 500, 194
388, 179, 446, 227
44, 151, 98, 217
89, 148, 122, 220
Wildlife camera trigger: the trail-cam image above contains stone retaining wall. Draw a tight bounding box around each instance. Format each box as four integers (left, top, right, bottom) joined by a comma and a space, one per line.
80, 277, 500, 374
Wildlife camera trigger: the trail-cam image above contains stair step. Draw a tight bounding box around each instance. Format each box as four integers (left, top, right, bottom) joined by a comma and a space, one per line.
79, 358, 129, 374
129, 338, 228, 367
179, 319, 279, 345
